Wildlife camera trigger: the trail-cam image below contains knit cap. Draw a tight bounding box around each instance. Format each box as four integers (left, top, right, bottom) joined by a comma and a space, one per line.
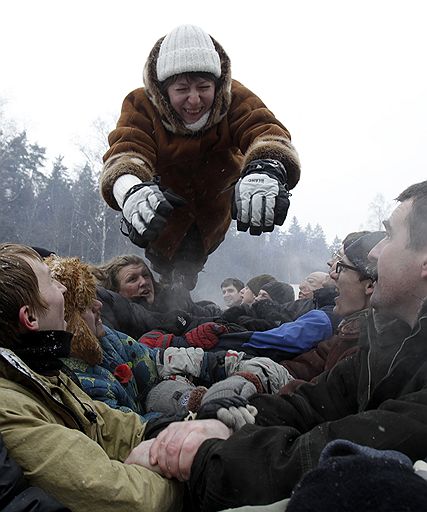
46, 256, 103, 366
246, 274, 276, 297
287, 439, 427, 512
261, 281, 295, 304
344, 231, 386, 279
146, 377, 207, 416
156, 24, 221, 82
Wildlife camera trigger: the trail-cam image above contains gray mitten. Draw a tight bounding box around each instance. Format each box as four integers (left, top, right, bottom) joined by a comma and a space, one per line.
200, 375, 257, 402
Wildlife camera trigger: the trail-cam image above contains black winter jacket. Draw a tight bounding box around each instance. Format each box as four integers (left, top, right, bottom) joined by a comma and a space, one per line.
189, 307, 427, 511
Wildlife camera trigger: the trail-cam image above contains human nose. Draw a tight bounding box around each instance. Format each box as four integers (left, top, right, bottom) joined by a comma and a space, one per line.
93, 299, 103, 312
368, 238, 384, 262
187, 90, 201, 105
55, 279, 67, 294
329, 263, 339, 282
138, 275, 148, 287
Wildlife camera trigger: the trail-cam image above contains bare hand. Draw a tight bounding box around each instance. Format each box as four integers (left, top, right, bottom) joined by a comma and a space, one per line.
124, 439, 163, 474
149, 419, 232, 481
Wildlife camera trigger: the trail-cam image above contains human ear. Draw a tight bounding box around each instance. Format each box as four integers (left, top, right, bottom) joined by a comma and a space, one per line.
364, 280, 375, 297
18, 306, 40, 332
421, 253, 427, 280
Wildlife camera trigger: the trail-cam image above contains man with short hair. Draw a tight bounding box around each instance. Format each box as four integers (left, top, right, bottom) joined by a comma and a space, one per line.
220, 277, 244, 308
126, 180, 427, 510
0, 244, 181, 512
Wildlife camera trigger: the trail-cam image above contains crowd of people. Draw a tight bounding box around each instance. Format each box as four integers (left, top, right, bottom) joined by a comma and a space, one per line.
2, 179, 427, 511
1, 21, 427, 512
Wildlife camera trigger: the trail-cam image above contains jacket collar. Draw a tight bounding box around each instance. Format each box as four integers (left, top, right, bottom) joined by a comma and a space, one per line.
12, 330, 72, 375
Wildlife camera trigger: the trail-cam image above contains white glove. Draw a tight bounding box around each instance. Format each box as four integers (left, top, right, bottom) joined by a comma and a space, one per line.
232, 159, 290, 235
121, 182, 185, 247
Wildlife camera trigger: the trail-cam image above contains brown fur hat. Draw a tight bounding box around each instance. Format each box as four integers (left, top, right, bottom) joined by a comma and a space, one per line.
46, 256, 103, 366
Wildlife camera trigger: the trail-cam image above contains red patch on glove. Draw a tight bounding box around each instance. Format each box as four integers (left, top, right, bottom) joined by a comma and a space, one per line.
113, 364, 133, 384
184, 322, 228, 350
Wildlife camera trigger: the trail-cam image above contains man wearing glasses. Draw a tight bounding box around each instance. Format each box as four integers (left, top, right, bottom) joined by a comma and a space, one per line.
280, 230, 385, 390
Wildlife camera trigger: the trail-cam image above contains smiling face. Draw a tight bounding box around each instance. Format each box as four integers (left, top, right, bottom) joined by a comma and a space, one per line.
28, 259, 67, 331
222, 285, 242, 307
117, 264, 155, 304
369, 200, 427, 327
167, 75, 216, 124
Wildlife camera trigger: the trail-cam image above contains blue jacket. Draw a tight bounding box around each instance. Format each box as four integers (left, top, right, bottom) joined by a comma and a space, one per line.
242, 310, 333, 353
62, 326, 159, 420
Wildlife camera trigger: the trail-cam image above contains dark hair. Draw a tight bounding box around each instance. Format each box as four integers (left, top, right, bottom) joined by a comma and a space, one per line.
221, 278, 244, 291
160, 72, 218, 94
0, 251, 47, 346
396, 180, 427, 250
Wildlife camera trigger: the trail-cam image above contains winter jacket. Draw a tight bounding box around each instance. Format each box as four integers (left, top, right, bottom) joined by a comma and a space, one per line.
62, 326, 159, 419
188, 306, 427, 511
0, 433, 69, 511
214, 309, 336, 360
279, 310, 363, 391
0, 345, 182, 512
101, 35, 300, 261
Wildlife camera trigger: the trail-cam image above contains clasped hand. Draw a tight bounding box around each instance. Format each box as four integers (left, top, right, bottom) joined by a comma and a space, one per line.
125, 419, 231, 481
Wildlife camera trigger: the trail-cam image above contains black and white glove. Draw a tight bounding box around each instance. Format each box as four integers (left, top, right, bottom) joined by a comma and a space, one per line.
120, 181, 185, 248
232, 159, 290, 235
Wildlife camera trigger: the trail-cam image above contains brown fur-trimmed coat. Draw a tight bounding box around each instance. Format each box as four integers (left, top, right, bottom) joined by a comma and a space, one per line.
101, 36, 301, 261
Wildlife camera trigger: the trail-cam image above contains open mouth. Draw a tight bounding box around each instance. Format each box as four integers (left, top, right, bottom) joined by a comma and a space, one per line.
184, 108, 203, 114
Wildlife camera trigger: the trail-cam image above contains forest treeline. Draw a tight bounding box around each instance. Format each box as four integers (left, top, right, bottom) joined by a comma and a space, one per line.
0, 122, 352, 301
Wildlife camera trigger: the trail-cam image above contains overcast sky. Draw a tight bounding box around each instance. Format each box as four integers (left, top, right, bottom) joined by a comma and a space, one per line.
2, 0, 427, 243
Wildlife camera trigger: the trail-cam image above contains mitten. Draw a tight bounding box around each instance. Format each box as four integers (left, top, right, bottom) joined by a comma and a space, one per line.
155, 347, 205, 379
313, 286, 339, 309
232, 159, 290, 235
139, 330, 175, 349
184, 322, 228, 349
121, 181, 186, 248
196, 375, 259, 431
236, 357, 294, 394
221, 304, 252, 323
200, 375, 257, 403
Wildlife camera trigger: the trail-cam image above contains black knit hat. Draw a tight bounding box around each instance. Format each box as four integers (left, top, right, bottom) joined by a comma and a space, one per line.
344, 231, 386, 279
261, 281, 295, 304
287, 439, 427, 512
246, 274, 276, 296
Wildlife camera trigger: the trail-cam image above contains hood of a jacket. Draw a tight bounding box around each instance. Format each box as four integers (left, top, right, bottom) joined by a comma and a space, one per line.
143, 35, 232, 135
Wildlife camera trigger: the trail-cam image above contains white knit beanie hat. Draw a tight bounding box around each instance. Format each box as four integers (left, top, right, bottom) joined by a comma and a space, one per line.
156, 24, 221, 82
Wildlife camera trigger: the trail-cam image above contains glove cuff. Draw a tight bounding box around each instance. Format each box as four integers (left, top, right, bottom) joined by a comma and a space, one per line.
122, 181, 154, 207
234, 371, 264, 393
242, 159, 288, 185
187, 386, 208, 412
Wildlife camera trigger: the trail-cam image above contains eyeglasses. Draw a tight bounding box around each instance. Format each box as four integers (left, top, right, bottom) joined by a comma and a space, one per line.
335, 260, 359, 275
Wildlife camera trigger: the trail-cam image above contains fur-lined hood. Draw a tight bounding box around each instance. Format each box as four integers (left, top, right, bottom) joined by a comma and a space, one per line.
143, 34, 232, 135
46, 256, 103, 366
